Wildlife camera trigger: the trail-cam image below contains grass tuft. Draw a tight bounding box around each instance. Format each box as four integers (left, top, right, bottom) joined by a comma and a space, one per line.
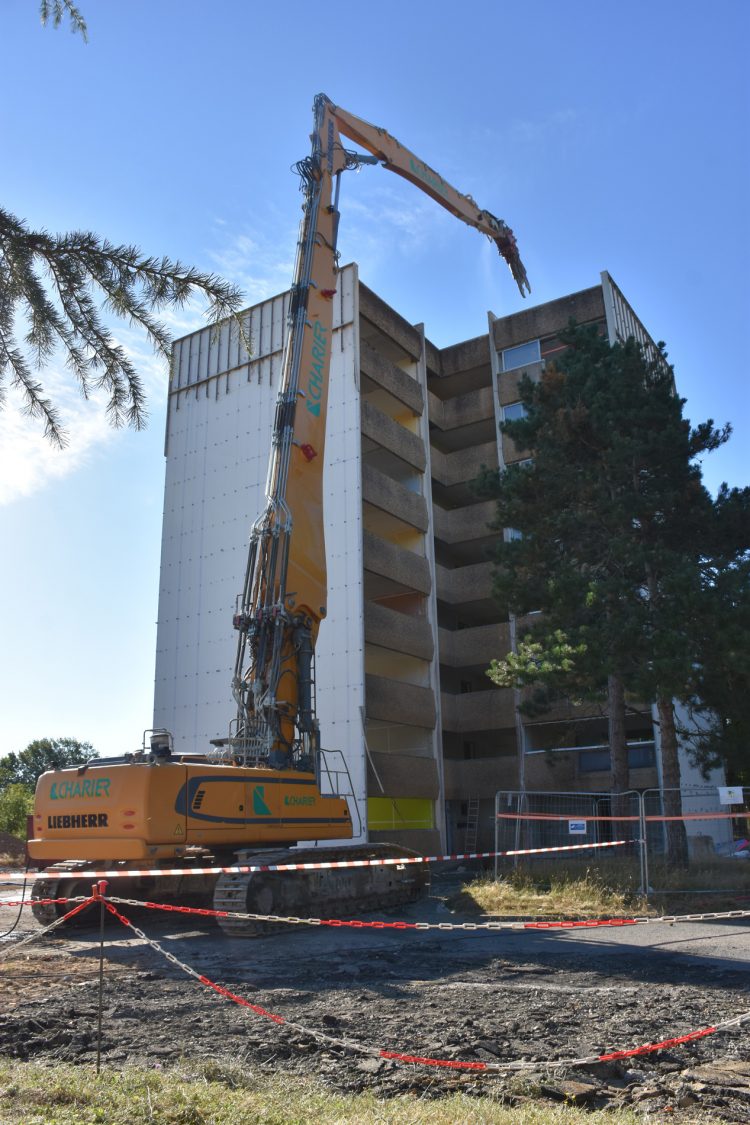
452, 865, 650, 918
453, 856, 750, 917
0, 1059, 650, 1124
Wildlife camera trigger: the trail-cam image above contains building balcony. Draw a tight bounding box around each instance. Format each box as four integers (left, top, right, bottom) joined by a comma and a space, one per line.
441, 687, 516, 732
360, 339, 424, 415
362, 464, 428, 533
361, 400, 426, 472
433, 500, 496, 545
435, 560, 494, 605
365, 602, 434, 661
366, 751, 440, 799
429, 384, 495, 431
360, 283, 422, 362
366, 673, 437, 729
363, 530, 431, 596
438, 621, 510, 667
430, 440, 498, 487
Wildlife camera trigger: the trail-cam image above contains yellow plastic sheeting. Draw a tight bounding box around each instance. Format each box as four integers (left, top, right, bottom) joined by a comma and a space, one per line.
367, 797, 434, 831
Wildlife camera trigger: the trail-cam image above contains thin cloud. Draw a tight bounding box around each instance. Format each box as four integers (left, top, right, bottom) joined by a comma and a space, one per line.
0, 279, 233, 506
209, 228, 296, 307
0, 380, 114, 505
0, 334, 171, 506
510, 107, 579, 145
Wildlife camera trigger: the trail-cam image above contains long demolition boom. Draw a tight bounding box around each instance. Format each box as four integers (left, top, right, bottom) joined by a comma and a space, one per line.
230, 94, 529, 771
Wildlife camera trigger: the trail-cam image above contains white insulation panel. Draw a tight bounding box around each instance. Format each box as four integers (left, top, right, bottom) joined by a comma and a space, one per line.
154, 265, 367, 839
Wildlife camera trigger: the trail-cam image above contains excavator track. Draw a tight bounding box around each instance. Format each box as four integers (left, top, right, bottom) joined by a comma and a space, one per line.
30, 863, 97, 928
29, 846, 428, 938
212, 843, 429, 937
30, 863, 218, 930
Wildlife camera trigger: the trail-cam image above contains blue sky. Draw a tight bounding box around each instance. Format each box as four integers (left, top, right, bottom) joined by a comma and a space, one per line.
1, 0, 748, 757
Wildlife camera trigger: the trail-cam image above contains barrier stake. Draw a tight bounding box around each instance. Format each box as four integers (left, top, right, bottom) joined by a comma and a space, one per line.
94, 880, 107, 1076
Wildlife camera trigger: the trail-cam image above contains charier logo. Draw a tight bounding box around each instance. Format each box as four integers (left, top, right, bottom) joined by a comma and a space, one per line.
408, 156, 448, 197
50, 777, 110, 799
305, 321, 328, 416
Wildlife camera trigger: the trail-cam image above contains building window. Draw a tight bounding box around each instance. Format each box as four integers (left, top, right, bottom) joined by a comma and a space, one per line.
578, 749, 611, 773
506, 528, 523, 541
501, 340, 540, 371
579, 743, 656, 773
502, 401, 527, 422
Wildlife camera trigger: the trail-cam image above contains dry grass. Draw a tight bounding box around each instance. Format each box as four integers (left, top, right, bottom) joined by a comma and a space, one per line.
453, 867, 649, 918
0, 1059, 653, 1124
454, 856, 750, 917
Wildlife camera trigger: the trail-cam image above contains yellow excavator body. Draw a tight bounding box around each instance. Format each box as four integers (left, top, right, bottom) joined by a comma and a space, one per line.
28, 759, 351, 862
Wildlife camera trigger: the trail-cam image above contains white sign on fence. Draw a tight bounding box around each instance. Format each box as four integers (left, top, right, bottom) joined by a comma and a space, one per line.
718, 786, 744, 806
568, 819, 587, 835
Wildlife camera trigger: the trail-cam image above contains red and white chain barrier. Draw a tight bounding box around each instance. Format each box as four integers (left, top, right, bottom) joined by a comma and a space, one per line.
104, 894, 750, 931
0, 837, 635, 883
96, 890, 750, 1073
4, 889, 750, 932
2, 885, 749, 1073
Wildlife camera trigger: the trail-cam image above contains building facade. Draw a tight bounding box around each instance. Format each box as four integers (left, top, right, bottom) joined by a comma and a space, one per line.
154, 269, 688, 856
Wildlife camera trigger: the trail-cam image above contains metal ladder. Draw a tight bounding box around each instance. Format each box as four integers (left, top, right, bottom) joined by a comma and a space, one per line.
464, 797, 480, 851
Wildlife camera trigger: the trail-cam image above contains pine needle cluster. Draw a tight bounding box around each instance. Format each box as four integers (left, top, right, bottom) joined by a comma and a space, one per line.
0, 206, 243, 446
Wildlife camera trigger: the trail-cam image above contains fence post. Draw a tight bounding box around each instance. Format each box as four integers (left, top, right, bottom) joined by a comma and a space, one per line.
494, 792, 499, 880
94, 879, 108, 1076
638, 794, 649, 901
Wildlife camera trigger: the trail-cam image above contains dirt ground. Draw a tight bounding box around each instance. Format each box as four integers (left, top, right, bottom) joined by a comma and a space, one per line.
1, 879, 749, 1120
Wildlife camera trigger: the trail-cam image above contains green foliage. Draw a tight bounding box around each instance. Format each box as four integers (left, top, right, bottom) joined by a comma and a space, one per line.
0, 207, 243, 446
39, 0, 87, 39
0, 783, 34, 837
681, 509, 750, 777
487, 630, 586, 690
480, 321, 748, 776
0, 737, 97, 789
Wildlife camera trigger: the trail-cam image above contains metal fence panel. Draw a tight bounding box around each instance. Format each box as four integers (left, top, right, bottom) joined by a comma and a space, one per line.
642, 785, 750, 894
494, 789, 644, 887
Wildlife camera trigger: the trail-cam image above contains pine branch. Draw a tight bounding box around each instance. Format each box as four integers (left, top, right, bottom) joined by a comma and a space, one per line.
0, 206, 243, 444
39, 0, 88, 41
0, 330, 65, 445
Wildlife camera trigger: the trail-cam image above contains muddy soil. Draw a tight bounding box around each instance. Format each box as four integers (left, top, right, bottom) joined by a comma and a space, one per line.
1, 888, 749, 1120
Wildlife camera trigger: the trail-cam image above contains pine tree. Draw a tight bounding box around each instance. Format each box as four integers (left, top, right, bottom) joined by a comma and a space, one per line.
682, 484, 750, 779
482, 322, 737, 864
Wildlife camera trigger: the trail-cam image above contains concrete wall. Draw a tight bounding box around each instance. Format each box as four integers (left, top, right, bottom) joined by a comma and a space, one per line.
154, 264, 368, 840
491, 286, 605, 351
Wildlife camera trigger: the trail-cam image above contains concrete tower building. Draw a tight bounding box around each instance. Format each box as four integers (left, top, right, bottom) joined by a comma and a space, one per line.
153, 268, 670, 856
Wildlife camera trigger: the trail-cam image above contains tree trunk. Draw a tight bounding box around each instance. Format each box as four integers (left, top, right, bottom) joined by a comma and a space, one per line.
608, 675, 630, 839
656, 694, 688, 867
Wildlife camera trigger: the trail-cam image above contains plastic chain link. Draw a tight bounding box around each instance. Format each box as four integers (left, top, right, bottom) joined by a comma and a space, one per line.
0, 896, 91, 960
106, 895, 750, 932
100, 893, 750, 1075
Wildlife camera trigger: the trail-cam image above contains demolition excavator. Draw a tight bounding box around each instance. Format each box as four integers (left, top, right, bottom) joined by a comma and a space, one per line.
29, 95, 528, 935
